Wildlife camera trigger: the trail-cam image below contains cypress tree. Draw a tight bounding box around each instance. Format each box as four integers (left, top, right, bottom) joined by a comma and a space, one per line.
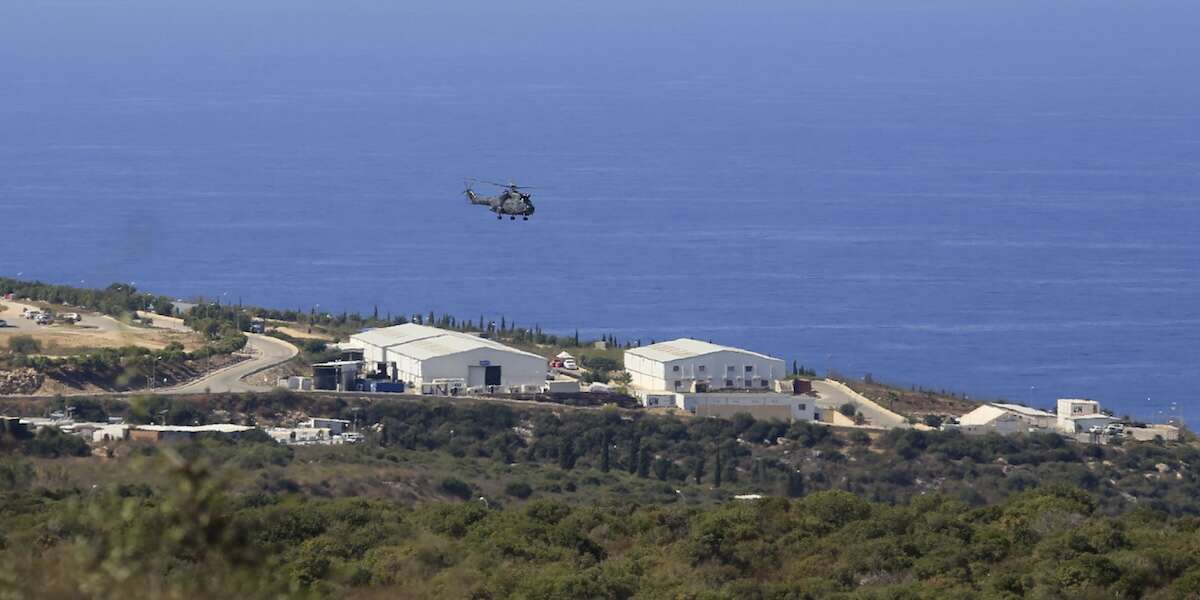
693, 456, 705, 484
786, 472, 805, 498
637, 447, 652, 478
600, 431, 611, 472
628, 436, 640, 474
713, 446, 722, 488
559, 438, 576, 470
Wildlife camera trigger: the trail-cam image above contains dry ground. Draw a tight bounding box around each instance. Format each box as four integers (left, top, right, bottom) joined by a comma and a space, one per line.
840, 378, 979, 419
1, 301, 206, 356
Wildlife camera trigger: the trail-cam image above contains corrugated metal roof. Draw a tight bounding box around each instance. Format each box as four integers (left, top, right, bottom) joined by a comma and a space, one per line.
625, 338, 782, 363
349, 323, 545, 362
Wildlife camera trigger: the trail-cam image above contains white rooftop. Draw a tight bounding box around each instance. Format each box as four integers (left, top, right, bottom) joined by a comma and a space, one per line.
350, 323, 544, 361
992, 403, 1055, 418
958, 405, 1010, 426
135, 424, 254, 433
960, 403, 1056, 426
625, 338, 781, 363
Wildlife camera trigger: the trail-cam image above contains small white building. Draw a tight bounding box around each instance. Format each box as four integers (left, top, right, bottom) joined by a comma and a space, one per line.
624, 338, 786, 395
958, 403, 1056, 435
1057, 398, 1118, 433
347, 324, 548, 392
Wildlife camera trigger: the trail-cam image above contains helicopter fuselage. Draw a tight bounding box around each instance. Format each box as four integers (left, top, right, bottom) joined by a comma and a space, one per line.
465, 187, 535, 219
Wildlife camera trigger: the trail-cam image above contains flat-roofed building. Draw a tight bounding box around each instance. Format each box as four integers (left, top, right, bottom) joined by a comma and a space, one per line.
1057, 398, 1118, 433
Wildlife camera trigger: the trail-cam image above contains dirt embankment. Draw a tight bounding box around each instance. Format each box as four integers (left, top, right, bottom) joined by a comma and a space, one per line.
35, 353, 248, 396
841, 379, 979, 419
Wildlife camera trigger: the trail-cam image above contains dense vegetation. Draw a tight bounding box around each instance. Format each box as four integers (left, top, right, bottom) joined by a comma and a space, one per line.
5, 446, 1200, 599
2, 392, 1200, 598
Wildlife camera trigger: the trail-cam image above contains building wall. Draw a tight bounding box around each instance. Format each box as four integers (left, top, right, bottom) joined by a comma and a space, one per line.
675, 392, 816, 422
388, 347, 547, 389
961, 414, 1025, 435
1057, 399, 1104, 433
627, 350, 786, 393
624, 352, 666, 391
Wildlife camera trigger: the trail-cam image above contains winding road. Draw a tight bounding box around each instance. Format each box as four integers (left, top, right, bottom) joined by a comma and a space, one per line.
165, 333, 298, 394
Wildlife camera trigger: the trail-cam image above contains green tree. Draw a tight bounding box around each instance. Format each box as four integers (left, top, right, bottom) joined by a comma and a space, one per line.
600, 431, 611, 472
558, 438, 577, 470
713, 446, 722, 488
786, 472, 805, 498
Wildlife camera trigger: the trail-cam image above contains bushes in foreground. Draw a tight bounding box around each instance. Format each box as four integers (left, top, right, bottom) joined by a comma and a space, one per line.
5, 455, 1200, 599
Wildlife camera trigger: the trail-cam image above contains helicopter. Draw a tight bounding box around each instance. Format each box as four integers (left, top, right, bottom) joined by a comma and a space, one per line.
463, 179, 536, 220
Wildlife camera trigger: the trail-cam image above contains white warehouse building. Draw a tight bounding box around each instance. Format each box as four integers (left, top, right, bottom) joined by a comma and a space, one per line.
348, 324, 548, 393
625, 338, 787, 394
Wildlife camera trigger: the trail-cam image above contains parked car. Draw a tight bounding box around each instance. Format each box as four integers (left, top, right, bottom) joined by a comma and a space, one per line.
562, 358, 578, 370
35, 314, 53, 325
0, 319, 7, 327
1087, 425, 1105, 434
61, 312, 81, 324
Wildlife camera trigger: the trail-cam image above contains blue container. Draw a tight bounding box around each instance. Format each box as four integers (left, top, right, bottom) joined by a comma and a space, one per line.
373, 381, 405, 393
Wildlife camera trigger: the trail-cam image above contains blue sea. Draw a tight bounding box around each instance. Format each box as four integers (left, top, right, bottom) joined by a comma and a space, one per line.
2, 0, 1198, 420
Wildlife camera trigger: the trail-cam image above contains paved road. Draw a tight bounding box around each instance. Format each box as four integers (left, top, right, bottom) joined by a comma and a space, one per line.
165, 333, 298, 394
811, 379, 910, 429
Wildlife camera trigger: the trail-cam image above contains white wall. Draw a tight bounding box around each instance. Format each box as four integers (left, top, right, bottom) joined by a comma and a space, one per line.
392, 348, 547, 389
626, 350, 786, 393
674, 392, 816, 421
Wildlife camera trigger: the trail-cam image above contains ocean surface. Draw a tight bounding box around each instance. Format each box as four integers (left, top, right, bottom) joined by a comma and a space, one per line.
2, 1, 1198, 419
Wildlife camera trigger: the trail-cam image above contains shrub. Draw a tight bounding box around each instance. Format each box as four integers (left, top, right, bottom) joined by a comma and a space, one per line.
8, 335, 41, 355
439, 477, 473, 501
505, 481, 534, 499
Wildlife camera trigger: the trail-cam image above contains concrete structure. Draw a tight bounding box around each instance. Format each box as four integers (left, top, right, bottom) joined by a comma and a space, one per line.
958, 403, 1056, 435
304, 417, 351, 435
92, 424, 130, 442
129, 424, 255, 443
543, 380, 581, 394
679, 392, 816, 422
267, 427, 332, 445
278, 376, 314, 391
1057, 398, 1119, 434
347, 324, 548, 392
1127, 424, 1181, 442
625, 338, 786, 396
